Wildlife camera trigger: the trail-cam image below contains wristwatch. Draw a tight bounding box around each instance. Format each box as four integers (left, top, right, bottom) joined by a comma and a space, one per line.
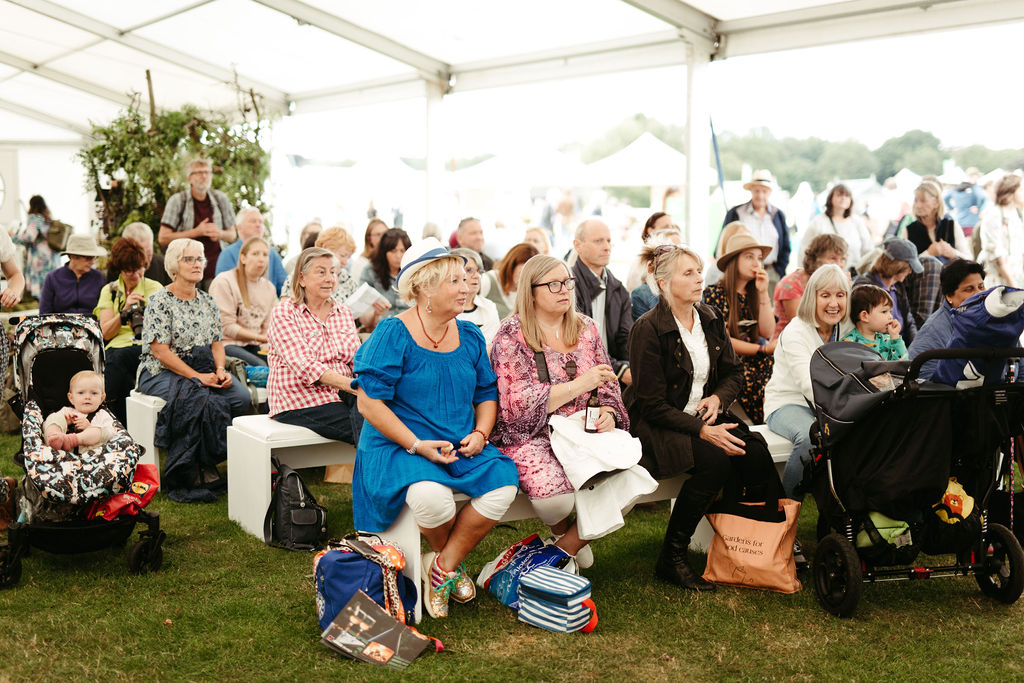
406, 439, 420, 455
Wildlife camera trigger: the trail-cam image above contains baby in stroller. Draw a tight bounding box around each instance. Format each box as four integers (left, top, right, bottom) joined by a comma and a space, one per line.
0, 314, 165, 589
43, 370, 115, 451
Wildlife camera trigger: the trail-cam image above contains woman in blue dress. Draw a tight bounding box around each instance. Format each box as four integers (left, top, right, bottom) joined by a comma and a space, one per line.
352, 237, 519, 620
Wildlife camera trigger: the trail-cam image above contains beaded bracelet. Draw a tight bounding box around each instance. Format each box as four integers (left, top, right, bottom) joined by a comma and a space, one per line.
471, 428, 488, 441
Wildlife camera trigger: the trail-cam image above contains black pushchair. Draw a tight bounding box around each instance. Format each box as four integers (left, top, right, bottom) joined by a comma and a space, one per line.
807, 341, 1024, 617
0, 314, 165, 589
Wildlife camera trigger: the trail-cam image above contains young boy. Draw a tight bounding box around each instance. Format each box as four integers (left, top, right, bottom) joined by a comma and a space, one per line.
843, 285, 909, 360
43, 370, 116, 451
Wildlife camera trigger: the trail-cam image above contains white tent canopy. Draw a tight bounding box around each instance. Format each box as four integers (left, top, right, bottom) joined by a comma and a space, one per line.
3, 0, 1024, 251
585, 131, 718, 187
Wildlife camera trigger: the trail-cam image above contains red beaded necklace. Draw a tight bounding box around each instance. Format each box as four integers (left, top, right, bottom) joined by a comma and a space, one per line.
416, 306, 449, 349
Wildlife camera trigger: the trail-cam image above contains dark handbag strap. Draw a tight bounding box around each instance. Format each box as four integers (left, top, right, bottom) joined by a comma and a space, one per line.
263, 456, 283, 545
707, 499, 786, 524
535, 350, 550, 383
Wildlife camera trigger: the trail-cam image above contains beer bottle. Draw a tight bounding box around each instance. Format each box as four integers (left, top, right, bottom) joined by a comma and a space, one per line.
584, 388, 601, 433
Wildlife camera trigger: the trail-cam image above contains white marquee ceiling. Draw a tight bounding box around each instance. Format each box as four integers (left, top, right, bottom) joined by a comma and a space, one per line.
1, 0, 1022, 141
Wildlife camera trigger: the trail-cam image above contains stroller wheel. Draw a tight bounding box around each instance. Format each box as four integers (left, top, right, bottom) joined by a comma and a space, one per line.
0, 548, 22, 589
974, 523, 1024, 604
128, 539, 163, 575
813, 533, 862, 617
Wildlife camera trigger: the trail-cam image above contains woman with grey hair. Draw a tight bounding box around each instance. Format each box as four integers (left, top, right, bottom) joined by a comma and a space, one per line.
625, 244, 779, 591
451, 247, 500, 345
138, 238, 251, 500
764, 263, 851, 564
138, 238, 251, 414
266, 247, 363, 443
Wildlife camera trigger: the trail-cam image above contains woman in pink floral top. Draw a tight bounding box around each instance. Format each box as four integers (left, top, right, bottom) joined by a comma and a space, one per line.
491, 255, 628, 568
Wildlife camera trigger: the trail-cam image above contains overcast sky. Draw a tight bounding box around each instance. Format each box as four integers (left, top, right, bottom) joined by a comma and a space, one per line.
277, 20, 1024, 160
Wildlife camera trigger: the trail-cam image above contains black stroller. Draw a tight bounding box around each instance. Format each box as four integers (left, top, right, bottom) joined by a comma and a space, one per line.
0, 314, 165, 588
807, 341, 1024, 617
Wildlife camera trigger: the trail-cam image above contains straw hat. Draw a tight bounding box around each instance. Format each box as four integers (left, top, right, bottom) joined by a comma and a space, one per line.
61, 234, 107, 258
716, 232, 772, 271
743, 169, 776, 192
395, 237, 466, 287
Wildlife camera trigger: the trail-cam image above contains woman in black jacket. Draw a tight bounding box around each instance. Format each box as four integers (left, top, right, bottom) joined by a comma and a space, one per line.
624, 244, 779, 591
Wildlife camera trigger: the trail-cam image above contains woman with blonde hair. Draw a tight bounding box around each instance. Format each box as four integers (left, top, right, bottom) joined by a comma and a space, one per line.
630, 227, 682, 320
625, 243, 779, 589
979, 174, 1024, 288
905, 181, 971, 262
490, 254, 630, 570
524, 227, 552, 256
209, 236, 278, 367
352, 238, 518, 619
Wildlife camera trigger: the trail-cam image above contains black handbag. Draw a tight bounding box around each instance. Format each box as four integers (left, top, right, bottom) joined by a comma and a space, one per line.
263, 456, 328, 551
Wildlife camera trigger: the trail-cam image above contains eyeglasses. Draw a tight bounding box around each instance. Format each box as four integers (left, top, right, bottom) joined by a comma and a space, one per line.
180, 256, 208, 265
531, 277, 576, 293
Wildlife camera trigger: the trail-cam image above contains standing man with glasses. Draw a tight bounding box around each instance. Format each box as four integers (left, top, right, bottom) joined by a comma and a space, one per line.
159, 158, 236, 291
571, 218, 634, 385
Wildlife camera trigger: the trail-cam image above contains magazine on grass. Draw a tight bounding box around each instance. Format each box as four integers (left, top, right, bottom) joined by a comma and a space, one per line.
320, 591, 430, 669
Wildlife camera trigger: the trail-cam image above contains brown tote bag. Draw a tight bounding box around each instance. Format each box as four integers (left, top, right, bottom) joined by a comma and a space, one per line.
702, 498, 802, 594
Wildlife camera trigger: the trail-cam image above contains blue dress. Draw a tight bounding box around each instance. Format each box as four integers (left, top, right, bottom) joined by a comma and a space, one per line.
351, 317, 519, 531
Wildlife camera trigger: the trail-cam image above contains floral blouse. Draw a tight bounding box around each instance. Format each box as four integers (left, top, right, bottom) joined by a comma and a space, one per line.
490, 314, 629, 498
139, 288, 223, 376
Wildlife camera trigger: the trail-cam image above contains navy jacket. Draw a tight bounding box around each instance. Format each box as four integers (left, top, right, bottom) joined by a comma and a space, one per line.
572, 258, 633, 376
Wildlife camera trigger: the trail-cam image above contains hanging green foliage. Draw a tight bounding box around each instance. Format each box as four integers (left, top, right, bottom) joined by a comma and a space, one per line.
78, 92, 272, 240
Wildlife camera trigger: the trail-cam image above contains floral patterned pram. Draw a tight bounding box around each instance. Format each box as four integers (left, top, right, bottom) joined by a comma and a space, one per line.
0, 315, 164, 589
12, 315, 142, 513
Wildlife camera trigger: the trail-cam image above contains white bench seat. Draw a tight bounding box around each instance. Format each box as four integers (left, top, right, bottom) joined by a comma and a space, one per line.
126, 388, 268, 487
387, 423, 793, 622
226, 415, 356, 539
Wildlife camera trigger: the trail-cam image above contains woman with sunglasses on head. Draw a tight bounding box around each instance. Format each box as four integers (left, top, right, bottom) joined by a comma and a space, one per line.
625, 244, 779, 591
490, 255, 630, 570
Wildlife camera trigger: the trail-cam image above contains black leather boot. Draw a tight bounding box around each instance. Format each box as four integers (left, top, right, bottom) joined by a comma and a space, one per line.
654, 494, 716, 592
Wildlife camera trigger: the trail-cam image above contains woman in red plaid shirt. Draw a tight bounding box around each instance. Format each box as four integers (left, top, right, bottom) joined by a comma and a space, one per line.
266, 247, 363, 443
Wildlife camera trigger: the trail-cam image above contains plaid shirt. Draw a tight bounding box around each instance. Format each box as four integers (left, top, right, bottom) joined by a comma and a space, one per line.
266, 298, 360, 416
908, 254, 942, 328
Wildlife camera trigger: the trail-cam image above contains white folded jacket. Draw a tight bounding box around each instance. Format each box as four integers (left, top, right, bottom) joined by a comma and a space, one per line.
548, 412, 657, 540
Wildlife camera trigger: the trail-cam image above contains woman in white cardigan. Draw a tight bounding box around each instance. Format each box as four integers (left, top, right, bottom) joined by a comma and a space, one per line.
979, 174, 1024, 289
209, 237, 278, 367
764, 264, 852, 499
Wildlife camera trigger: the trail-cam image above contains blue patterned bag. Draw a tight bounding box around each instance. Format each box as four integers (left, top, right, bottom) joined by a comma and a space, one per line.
485, 536, 572, 609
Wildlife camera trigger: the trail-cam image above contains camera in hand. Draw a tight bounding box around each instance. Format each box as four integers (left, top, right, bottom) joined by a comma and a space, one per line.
120, 302, 145, 339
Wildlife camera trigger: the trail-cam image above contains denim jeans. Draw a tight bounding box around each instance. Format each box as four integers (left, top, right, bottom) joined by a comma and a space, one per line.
766, 403, 816, 499
105, 344, 142, 425
272, 393, 363, 445
225, 345, 267, 367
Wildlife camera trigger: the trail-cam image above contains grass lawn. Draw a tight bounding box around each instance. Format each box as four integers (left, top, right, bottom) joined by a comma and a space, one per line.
2, 432, 1023, 682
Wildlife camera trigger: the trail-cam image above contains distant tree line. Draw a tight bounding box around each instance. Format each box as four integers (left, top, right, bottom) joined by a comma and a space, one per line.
569, 114, 1024, 195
